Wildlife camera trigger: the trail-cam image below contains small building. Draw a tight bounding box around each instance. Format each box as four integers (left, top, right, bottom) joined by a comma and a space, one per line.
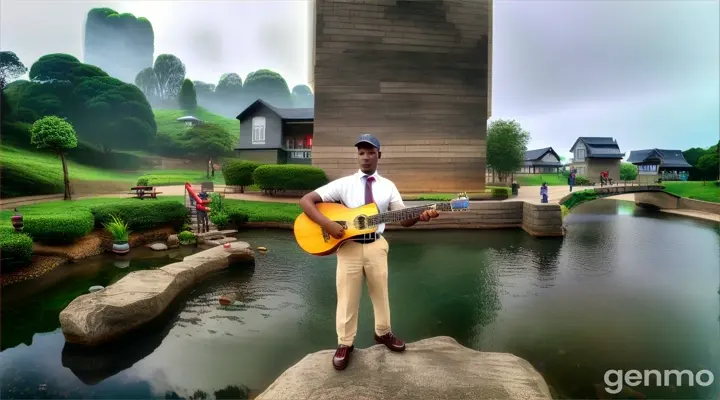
626, 148, 692, 183
518, 147, 563, 174
234, 99, 314, 164
569, 137, 625, 181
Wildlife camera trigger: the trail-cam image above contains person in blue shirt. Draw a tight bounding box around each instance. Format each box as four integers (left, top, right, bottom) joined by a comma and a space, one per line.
540, 183, 549, 203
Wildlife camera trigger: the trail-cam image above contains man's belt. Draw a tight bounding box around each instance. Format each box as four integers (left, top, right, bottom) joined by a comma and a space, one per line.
352, 232, 381, 244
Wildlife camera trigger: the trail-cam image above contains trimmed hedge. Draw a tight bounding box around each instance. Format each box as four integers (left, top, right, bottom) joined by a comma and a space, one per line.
222, 160, 263, 188
491, 187, 510, 198
252, 164, 329, 194
23, 210, 95, 245
90, 200, 187, 231
0, 227, 34, 272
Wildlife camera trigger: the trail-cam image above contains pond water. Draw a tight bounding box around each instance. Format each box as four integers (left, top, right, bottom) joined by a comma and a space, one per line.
1, 199, 718, 399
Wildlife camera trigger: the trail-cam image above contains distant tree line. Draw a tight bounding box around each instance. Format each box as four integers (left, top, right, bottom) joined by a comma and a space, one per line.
134, 54, 314, 117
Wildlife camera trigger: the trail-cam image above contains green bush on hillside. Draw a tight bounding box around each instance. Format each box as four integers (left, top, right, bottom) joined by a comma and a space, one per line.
22, 210, 95, 245
222, 160, 263, 189
0, 227, 34, 272
252, 164, 329, 195
91, 200, 187, 231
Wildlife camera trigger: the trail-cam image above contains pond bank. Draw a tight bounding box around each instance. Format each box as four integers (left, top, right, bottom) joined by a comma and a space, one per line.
1, 226, 177, 287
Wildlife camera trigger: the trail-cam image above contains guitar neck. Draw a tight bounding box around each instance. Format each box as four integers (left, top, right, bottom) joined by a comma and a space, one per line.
369, 203, 449, 225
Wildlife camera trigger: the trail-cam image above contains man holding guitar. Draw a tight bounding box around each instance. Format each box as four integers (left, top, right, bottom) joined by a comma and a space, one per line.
299, 133, 440, 370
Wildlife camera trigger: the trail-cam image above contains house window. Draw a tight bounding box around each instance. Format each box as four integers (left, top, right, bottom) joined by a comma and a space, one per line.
286, 138, 294, 149
252, 116, 266, 144
576, 148, 585, 161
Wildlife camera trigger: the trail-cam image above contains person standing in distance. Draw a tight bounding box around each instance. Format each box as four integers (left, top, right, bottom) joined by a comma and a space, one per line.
299, 133, 440, 370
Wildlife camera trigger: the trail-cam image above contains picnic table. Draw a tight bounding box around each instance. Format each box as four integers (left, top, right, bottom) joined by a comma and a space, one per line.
128, 186, 163, 199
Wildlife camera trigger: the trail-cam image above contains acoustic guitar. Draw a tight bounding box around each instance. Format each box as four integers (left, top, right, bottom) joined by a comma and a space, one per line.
293, 193, 470, 256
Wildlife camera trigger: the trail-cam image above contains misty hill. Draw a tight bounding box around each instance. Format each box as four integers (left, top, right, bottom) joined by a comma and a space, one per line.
153, 107, 240, 141
84, 8, 154, 84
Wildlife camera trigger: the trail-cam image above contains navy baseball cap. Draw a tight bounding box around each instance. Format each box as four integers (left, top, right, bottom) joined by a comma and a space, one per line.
355, 133, 380, 149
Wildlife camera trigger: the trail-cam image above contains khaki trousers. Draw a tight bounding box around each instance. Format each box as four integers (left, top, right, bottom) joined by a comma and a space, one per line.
335, 235, 392, 346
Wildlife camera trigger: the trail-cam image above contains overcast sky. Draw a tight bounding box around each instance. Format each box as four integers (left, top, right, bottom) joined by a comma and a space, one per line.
1, 0, 718, 158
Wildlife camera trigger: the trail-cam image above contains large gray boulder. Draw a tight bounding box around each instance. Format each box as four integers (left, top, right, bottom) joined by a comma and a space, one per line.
256, 336, 551, 400
59, 241, 254, 346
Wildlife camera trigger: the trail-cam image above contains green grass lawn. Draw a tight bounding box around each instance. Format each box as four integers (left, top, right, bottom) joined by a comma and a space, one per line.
153, 107, 240, 141
663, 181, 720, 203
1, 145, 138, 184
515, 174, 568, 186
1, 145, 227, 198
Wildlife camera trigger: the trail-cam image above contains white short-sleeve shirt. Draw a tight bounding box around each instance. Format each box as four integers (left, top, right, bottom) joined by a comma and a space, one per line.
314, 169, 405, 234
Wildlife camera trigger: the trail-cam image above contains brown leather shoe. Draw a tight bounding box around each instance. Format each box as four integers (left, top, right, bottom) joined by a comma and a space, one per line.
374, 332, 406, 352
332, 344, 354, 370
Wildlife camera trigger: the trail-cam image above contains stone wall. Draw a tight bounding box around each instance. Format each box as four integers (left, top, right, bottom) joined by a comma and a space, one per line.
312, 0, 492, 193
522, 202, 563, 237
634, 192, 679, 209
678, 197, 720, 215
386, 201, 523, 230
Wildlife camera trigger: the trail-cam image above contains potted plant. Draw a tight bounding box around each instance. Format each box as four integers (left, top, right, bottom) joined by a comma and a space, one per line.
103, 214, 131, 254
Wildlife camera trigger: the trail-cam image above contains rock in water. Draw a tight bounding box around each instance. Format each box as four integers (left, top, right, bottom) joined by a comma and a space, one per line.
167, 234, 180, 249
59, 241, 255, 346
256, 336, 552, 400
219, 293, 237, 305
88, 285, 104, 293
147, 242, 168, 251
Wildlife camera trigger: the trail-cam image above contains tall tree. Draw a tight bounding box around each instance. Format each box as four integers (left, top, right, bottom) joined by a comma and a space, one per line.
84, 7, 154, 83
291, 84, 314, 108
0, 51, 27, 89
215, 72, 243, 102
486, 119, 530, 183
134, 67, 159, 99
153, 54, 186, 100
30, 116, 78, 200
243, 69, 292, 107
178, 79, 197, 111
182, 123, 233, 160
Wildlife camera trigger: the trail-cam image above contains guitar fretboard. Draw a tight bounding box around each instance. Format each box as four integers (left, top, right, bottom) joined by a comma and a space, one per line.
368, 203, 445, 225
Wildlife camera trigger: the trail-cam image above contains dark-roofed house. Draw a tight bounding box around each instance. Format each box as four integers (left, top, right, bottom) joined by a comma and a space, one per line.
569, 137, 625, 181
518, 147, 563, 174
235, 99, 314, 164
626, 148, 692, 183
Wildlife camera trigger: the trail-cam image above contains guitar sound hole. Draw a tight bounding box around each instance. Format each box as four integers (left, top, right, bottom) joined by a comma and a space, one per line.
354, 215, 368, 230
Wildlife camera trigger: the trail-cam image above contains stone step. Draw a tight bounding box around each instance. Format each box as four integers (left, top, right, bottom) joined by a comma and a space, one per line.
218, 229, 238, 236
197, 230, 225, 239
204, 237, 238, 246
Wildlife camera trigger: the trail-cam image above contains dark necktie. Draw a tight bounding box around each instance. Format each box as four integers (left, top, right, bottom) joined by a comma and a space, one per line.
364, 176, 375, 204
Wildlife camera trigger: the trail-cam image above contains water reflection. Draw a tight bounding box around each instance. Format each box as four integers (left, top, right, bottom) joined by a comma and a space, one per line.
1, 201, 718, 399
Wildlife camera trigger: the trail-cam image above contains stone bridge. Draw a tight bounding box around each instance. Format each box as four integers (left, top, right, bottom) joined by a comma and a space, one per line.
559, 184, 666, 208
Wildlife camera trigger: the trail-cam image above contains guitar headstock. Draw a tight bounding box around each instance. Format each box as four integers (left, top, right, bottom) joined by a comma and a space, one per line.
434, 192, 470, 212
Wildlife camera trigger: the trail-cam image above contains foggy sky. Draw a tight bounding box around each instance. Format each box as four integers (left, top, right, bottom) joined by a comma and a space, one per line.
1, 0, 718, 158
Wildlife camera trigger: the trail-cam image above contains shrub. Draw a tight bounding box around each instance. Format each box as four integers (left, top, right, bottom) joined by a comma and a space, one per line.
91, 200, 187, 231
222, 160, 262, 190
178, 230, 196, 245
0, 227, 34, 272
574, 176, 591, 186
136, 177, 149, 186
491, 187, 509, 198
22, 210, 95, 245
560, 190, 598, 209
226, 206, 249, 225
252, 164, 329, 195
209, 210, 229, 227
